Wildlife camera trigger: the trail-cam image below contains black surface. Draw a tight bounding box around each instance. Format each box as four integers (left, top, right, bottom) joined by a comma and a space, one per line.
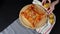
0, 0, 18, 32
0, 0, 33, 32
0, 0, 60, 34
50, 2, 60, 34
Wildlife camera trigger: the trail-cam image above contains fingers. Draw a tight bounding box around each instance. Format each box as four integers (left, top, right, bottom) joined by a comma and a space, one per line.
47, 0, 59, 14
47, 3, 55, 14
48, 0, 51, 3
42, 0, 46, 5
42, 0, 46, 3
48, 6, 54, 14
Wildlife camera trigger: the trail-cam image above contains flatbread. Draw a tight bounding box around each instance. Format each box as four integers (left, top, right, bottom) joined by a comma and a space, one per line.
19, 4, 47, 29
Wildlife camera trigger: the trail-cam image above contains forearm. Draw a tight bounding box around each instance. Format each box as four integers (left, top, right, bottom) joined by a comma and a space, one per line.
52, 0, 59, 6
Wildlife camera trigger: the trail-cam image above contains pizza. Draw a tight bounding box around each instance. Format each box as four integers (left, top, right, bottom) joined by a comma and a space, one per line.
19, 4, 47, 29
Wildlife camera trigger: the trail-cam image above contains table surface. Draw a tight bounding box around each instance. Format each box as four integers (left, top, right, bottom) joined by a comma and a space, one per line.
0, 0, 60, 34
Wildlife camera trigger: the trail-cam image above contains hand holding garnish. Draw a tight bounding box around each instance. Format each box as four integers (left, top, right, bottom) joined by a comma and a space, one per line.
42, 0, 59, 14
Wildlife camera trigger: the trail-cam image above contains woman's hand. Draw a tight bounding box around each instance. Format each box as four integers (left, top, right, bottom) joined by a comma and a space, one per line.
42, 0, 59, 14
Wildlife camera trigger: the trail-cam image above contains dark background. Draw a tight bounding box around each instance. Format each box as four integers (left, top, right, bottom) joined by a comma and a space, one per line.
0, 0, 60, 34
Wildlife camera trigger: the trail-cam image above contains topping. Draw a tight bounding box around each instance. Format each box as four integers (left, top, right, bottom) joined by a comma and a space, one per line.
21, 5, 45, 27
